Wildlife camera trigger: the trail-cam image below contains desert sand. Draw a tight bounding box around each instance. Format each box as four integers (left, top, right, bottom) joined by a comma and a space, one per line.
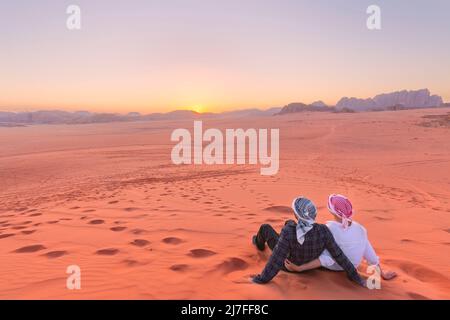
0, 108, 449, 299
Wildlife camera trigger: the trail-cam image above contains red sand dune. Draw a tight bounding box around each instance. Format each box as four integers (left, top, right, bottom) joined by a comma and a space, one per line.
0, 108, 449, 299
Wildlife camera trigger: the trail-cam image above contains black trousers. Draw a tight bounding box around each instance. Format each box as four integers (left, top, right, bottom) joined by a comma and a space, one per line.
255, 223, 280, 251
255, 223, 292, 272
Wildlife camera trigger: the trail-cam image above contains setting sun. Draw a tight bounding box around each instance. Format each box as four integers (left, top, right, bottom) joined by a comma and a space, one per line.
191, 105, 205, 113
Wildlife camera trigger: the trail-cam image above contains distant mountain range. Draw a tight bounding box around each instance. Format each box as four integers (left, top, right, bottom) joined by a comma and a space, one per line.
336, 89, 443, 111
0, 107, 282, 126
276, 89, 445, 115
0, 89, 447, 126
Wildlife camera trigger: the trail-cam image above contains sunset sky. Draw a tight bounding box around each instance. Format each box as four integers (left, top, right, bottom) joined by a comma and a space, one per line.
1, 0, 449, 113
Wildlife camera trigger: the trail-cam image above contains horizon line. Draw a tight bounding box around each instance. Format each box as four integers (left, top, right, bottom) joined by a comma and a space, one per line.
1, 88, 446, 115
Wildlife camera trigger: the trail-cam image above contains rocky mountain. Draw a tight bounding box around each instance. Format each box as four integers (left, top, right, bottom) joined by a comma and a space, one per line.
336, 89, 443, 111
275, 102, 334, 115
311, 101, 328, 108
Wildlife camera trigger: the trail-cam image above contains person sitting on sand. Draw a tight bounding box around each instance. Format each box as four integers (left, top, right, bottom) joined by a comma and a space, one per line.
251, 196, 366, 287
284, 194, 397, 281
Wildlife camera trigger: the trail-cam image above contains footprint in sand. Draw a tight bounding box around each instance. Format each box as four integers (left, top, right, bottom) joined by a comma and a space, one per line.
216, 257, 249, 274
29, 213, 42, 217
96, 248, 119, 256
83, 209, 96, 213
188, 249, 217, 258
124, 207, 139, 212
0, 233, 15, 239
265, 218, 283, 223
13, 244, 46, 253
43, 251, 68, 259
14, 220, 32, 225
401, 239, 419, 244
170, 264, 189, 272
110, 226, 127, 232
69, 206, 80, 210
21, 230, 36, 235
89, 219, 105, 225
12, 226, 27, 230
108, 200, 119, 204
374, 216, 392, 221
162, 237, 183, 245
122, 259, 140, 267
130, 239, 150, 247
264, 206, 292, 214
130, 228, 148, 235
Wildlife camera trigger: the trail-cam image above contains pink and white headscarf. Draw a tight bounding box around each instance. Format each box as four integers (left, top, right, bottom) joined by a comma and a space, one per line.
327, 194, 353, 229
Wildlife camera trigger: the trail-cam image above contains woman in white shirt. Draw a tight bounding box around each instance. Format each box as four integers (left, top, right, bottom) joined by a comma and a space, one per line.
284, 194, 396, 281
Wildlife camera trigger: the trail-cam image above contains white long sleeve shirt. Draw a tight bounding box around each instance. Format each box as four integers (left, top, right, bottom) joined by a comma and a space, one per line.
319, 221, 379, 271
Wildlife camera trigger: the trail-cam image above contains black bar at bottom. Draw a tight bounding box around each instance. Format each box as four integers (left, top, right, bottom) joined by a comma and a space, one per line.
0, 300, 447, 319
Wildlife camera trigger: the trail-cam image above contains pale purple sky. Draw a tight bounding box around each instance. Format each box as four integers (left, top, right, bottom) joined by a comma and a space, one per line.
1, 0, 449, 113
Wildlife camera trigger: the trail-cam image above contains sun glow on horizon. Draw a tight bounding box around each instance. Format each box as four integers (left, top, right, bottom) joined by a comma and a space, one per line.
190, 105, 206, 113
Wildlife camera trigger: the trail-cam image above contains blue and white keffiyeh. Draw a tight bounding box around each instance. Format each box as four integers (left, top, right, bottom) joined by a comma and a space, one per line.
292, 197, 317, 245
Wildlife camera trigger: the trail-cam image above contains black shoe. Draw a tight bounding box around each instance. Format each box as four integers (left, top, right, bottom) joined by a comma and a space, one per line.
252, 235, 265, 251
